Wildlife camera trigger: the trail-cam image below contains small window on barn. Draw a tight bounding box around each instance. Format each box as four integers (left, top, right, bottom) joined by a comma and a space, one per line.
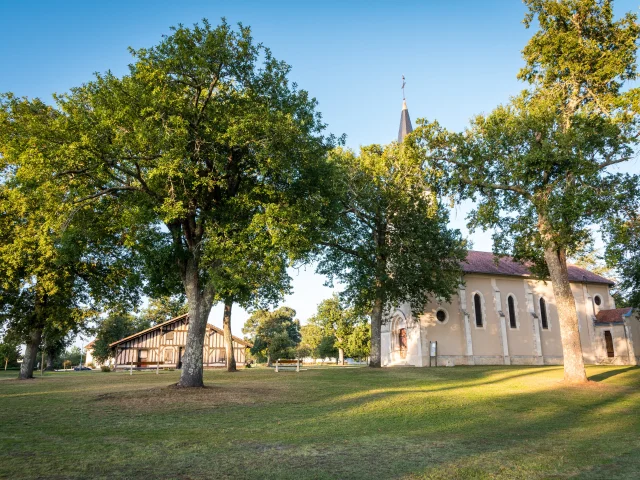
507, 295, 517, 329
165, 331, 174, 341
474, 293, 484, 327
164, 349, 174, 363
436, 309, 448, 323
593, 295, 602, 310
539, 298, 549, 330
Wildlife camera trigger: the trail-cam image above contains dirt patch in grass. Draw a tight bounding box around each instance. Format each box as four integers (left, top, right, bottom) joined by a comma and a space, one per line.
93, 384, 290, 411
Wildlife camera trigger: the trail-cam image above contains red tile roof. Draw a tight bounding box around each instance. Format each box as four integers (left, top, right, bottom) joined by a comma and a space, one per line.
462, 251, 614, 285
84, 340, 95, 350
595, 307, 634, 324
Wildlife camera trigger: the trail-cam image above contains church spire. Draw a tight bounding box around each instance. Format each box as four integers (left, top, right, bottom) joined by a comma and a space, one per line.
398, 76, 413, 142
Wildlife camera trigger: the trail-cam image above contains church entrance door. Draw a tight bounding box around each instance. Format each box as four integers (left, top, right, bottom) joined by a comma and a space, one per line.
399, 328, 407, 359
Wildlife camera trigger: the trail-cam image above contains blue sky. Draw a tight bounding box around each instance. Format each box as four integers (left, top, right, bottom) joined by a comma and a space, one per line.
2, 1, 639, 338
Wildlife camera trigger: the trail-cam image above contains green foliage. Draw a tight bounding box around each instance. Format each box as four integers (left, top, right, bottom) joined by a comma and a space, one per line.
316, 142, 465, 366
243, 306, 301, 362
306, 294, 370, 360
605, 205, 640, 307
100, 365, 111, 372
0, 334, 21, 369
317, 144, 466, 317
520, 0, 639, 108
0, 95, 143, 377
344, 322, 371, 361
59, 346, 82, 368
15, 20, 339, 383
316, 335, 337, 361
139, 296, 188, 325
299, 323, 324, 360
412, 0, 640, 272
91, 312, 151, 364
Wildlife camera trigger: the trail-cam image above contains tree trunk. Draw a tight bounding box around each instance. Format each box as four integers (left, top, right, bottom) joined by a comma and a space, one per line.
369, 296, 383, 368
19, 328, 42, 380
4, 358, 8, 371
267, 354, 272, 367
338, 348, 344, 366
44, 352, 55, 371
544, 246, 588, 383
177, 259, 215, 388
223, 299, 237, 372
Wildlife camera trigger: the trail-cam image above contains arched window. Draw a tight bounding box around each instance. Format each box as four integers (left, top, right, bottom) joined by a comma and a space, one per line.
507, 295, 517, 328
604, 331, 614, 358
474, 293, 484, 327
539, 298, 549, 330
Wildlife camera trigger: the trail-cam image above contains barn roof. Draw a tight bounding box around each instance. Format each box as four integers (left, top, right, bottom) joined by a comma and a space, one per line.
595, 307, 634, 325
462, 251, 614, 286
109, 314, 251, 348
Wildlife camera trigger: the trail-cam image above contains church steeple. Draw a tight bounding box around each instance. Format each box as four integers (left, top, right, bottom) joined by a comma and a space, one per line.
398, 76, 413, 142
398, 99, 413, 142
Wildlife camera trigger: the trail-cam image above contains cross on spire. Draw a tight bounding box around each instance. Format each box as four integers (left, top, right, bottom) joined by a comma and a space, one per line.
401, 75, 406, 100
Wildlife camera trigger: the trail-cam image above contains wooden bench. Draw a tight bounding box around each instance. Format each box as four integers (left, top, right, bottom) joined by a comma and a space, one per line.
275, 359, 300, 372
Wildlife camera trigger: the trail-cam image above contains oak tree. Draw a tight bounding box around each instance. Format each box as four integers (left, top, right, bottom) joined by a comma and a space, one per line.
413, 0, 640, 382
317, 144, 466, 367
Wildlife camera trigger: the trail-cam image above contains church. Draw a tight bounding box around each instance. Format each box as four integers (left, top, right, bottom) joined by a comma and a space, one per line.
381, 100, 639, 368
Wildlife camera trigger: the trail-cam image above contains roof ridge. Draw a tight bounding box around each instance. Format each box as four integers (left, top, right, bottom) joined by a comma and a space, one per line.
109, 314, 188, 347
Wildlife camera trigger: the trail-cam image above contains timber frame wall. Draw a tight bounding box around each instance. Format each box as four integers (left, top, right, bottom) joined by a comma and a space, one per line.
110, 314, 250, 368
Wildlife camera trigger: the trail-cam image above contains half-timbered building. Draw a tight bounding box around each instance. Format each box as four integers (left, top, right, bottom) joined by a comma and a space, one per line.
109, 314, 250, 369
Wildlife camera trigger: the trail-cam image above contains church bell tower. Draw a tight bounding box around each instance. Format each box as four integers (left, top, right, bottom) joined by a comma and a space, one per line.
398, 76, 413, 142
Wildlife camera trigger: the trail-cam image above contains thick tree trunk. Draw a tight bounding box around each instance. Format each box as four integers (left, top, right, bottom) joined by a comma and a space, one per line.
267, 354, 272, 367
223, 299, 237, 372
338, 348, 344, 366
369, 296, 383, 368
4, 358, 8, 370
44, 352, 55, 371
19, 328, 42, 380
177, 259, 215, 388
544, 246, 588, 383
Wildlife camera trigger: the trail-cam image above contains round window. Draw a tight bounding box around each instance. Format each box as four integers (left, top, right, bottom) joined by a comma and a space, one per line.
436, 309, 447, 323
594, 295, 602, 306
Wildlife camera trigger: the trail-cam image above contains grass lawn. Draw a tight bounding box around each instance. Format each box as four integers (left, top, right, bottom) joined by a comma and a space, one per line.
1, 365, 640, 479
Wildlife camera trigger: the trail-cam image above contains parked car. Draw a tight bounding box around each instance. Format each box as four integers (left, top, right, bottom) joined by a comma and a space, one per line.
73, 366, 92, 371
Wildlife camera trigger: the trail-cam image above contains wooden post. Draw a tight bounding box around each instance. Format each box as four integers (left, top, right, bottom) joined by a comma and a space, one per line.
275, 359, 279, 373
156, 347, 160, 375
296, 359, 300, 373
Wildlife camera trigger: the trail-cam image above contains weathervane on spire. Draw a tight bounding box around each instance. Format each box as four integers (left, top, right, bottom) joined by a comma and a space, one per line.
401, 75, 406, 100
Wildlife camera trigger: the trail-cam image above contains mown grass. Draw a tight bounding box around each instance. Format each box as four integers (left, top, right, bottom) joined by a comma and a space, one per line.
1, 365, 639, 479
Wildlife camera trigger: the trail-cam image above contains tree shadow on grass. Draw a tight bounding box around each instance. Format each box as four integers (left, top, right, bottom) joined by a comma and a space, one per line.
588, 366, 639, 383
219, 368, 640, 480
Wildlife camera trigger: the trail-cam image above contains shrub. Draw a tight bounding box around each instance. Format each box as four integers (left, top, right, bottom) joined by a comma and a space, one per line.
100, 365, 111, 372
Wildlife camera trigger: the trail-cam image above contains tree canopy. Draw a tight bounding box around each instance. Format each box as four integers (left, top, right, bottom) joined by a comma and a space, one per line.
243, 306, 301, 365
316, 143, 466, 367
0, 95, 142, 379
411, 0, 640, 382
5, 20, 338, 387
306, 294, 368, 365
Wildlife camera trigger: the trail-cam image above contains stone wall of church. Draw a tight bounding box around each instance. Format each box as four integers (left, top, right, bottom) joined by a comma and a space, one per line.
382, 273, 635, 367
